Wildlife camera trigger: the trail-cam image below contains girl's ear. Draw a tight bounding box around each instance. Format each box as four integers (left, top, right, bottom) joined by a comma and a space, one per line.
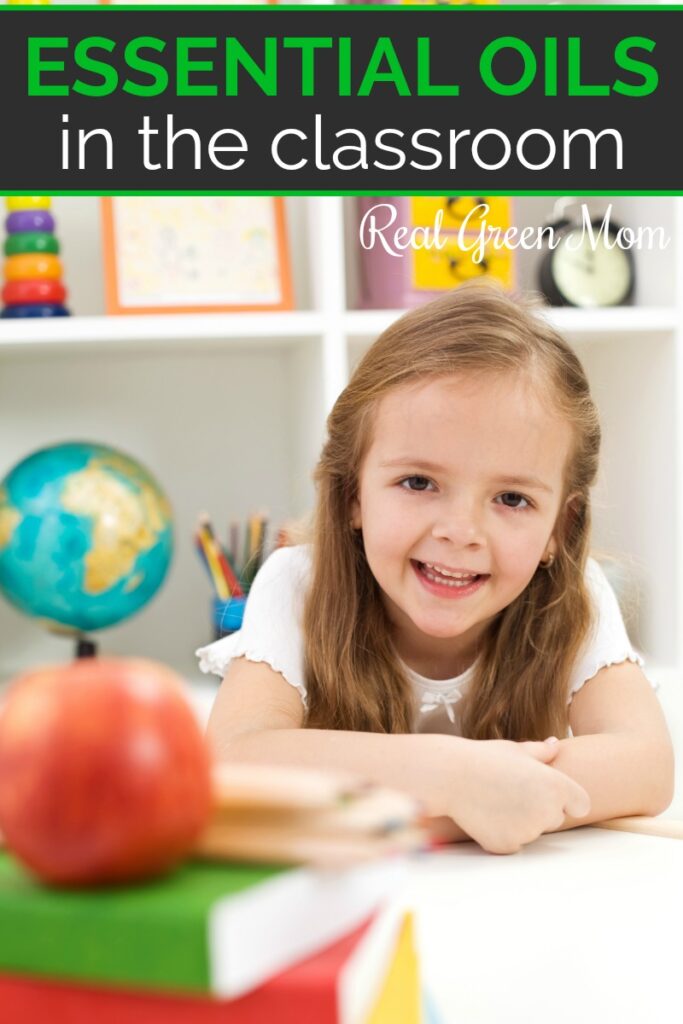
547, 492, 581, 557
564, 491, 582, 515
561, 491, 583, 539
349, 497, 362, 530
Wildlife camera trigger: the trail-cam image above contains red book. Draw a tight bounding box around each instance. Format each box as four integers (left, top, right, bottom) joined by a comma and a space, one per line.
0, 909, 420, 1024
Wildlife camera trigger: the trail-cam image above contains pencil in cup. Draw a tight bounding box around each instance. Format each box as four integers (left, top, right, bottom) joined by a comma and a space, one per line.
194, 515, 245, 637
196, 512, 287, 638
240, 513, 269, 592
215, 513, 270, 637
198, 514, 244, 597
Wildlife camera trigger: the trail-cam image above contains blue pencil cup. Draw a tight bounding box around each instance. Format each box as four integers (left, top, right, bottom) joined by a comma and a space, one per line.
213, 596, 247, 639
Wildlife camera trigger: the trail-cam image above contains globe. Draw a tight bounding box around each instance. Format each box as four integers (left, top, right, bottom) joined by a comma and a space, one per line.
0, 442, 173, 634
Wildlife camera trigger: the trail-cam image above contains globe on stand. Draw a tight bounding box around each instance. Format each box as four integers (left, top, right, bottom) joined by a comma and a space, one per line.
0, 442, 173, 657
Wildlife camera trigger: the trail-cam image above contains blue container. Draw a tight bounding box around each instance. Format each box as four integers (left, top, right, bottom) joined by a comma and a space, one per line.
213, 596, 247, 639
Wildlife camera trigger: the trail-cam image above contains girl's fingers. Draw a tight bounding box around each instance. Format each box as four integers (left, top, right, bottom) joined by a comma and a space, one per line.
523, 740, 560, 762
564, 780, 591, 818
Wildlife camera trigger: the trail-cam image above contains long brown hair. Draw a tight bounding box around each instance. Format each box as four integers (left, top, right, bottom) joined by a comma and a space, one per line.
302, 283, 601, 740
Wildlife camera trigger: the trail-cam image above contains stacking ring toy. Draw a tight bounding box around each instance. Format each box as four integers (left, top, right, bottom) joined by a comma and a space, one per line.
4, 254, 63, 281
1, 303, 70, 318
5, 197, 52, 212
2, 280, 67, 306
5, 211, 56, 235
4, 232, 60, 257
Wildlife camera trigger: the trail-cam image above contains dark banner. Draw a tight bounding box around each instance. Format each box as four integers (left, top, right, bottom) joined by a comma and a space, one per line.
0, 4, 678, 193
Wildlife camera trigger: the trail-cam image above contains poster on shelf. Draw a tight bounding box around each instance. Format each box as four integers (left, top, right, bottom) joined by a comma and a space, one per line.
101, 197, 293, 314
358, 196, 514, 308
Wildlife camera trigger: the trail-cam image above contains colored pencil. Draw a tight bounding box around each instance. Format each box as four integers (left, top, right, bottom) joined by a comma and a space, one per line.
199, 515, 244, 598
248, 515, 267, 580
196, 510, 287, 602
241, 513, 269, 590
195, 527, 230, 601
229, 520, 240, 568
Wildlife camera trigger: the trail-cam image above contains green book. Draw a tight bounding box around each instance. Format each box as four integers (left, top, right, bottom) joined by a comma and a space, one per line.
0, 851, 404, 999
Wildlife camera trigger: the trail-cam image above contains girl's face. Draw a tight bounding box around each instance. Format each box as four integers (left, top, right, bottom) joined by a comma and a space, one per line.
350, 372, 574, 676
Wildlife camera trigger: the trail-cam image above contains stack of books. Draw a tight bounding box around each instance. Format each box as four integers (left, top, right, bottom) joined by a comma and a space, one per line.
0, 849, 420, 1022
0, 765, 429, 1022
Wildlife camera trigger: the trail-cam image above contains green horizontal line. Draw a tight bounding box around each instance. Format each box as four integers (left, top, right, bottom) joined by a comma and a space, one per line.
2, 190, 681, 197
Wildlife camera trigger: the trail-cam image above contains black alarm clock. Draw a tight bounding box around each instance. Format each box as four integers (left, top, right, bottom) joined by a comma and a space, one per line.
538, 202, 635, 308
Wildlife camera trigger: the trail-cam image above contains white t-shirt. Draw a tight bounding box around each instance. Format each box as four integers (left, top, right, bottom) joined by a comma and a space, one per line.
196, 545, 658, 736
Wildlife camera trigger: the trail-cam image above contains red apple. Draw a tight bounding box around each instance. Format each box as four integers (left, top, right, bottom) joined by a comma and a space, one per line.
0, 658, 213, 886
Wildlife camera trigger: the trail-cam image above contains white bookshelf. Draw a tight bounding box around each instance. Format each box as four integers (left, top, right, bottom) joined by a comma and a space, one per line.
0, 311, 325, 352
0, 305, 677, 351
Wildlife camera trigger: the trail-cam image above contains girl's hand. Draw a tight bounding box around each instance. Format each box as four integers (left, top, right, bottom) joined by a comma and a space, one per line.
448, 737, 591, 855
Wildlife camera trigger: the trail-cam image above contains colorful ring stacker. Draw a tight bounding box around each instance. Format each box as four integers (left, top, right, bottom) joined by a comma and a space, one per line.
2, 280, 67, 306
5, 211, 56, 235
4, 232, 60, 257
4, 253, 63, 281
5, 197, 52, 212
1, 304, 70, 319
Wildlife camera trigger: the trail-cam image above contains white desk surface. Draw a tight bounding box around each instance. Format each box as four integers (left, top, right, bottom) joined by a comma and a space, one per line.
403, 826, 682, 1024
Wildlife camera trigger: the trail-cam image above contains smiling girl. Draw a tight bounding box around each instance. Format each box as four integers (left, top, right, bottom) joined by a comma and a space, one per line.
198, 283, 673, 855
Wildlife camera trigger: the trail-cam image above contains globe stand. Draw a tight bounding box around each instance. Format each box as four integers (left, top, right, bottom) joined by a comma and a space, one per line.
75, 637, 97, 659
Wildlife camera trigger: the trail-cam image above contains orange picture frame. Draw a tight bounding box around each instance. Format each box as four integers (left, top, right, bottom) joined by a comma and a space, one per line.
101, 198, 293, 315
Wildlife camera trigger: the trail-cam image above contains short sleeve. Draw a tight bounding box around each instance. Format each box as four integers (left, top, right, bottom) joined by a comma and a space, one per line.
567, 557, 660, 704
195, 545, 312, 709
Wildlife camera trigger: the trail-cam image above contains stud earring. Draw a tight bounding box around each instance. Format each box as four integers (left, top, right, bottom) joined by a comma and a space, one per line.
540, 552, 555, 569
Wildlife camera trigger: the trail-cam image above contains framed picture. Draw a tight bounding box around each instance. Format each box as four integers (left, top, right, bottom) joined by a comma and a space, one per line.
101, 198, 293, 314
